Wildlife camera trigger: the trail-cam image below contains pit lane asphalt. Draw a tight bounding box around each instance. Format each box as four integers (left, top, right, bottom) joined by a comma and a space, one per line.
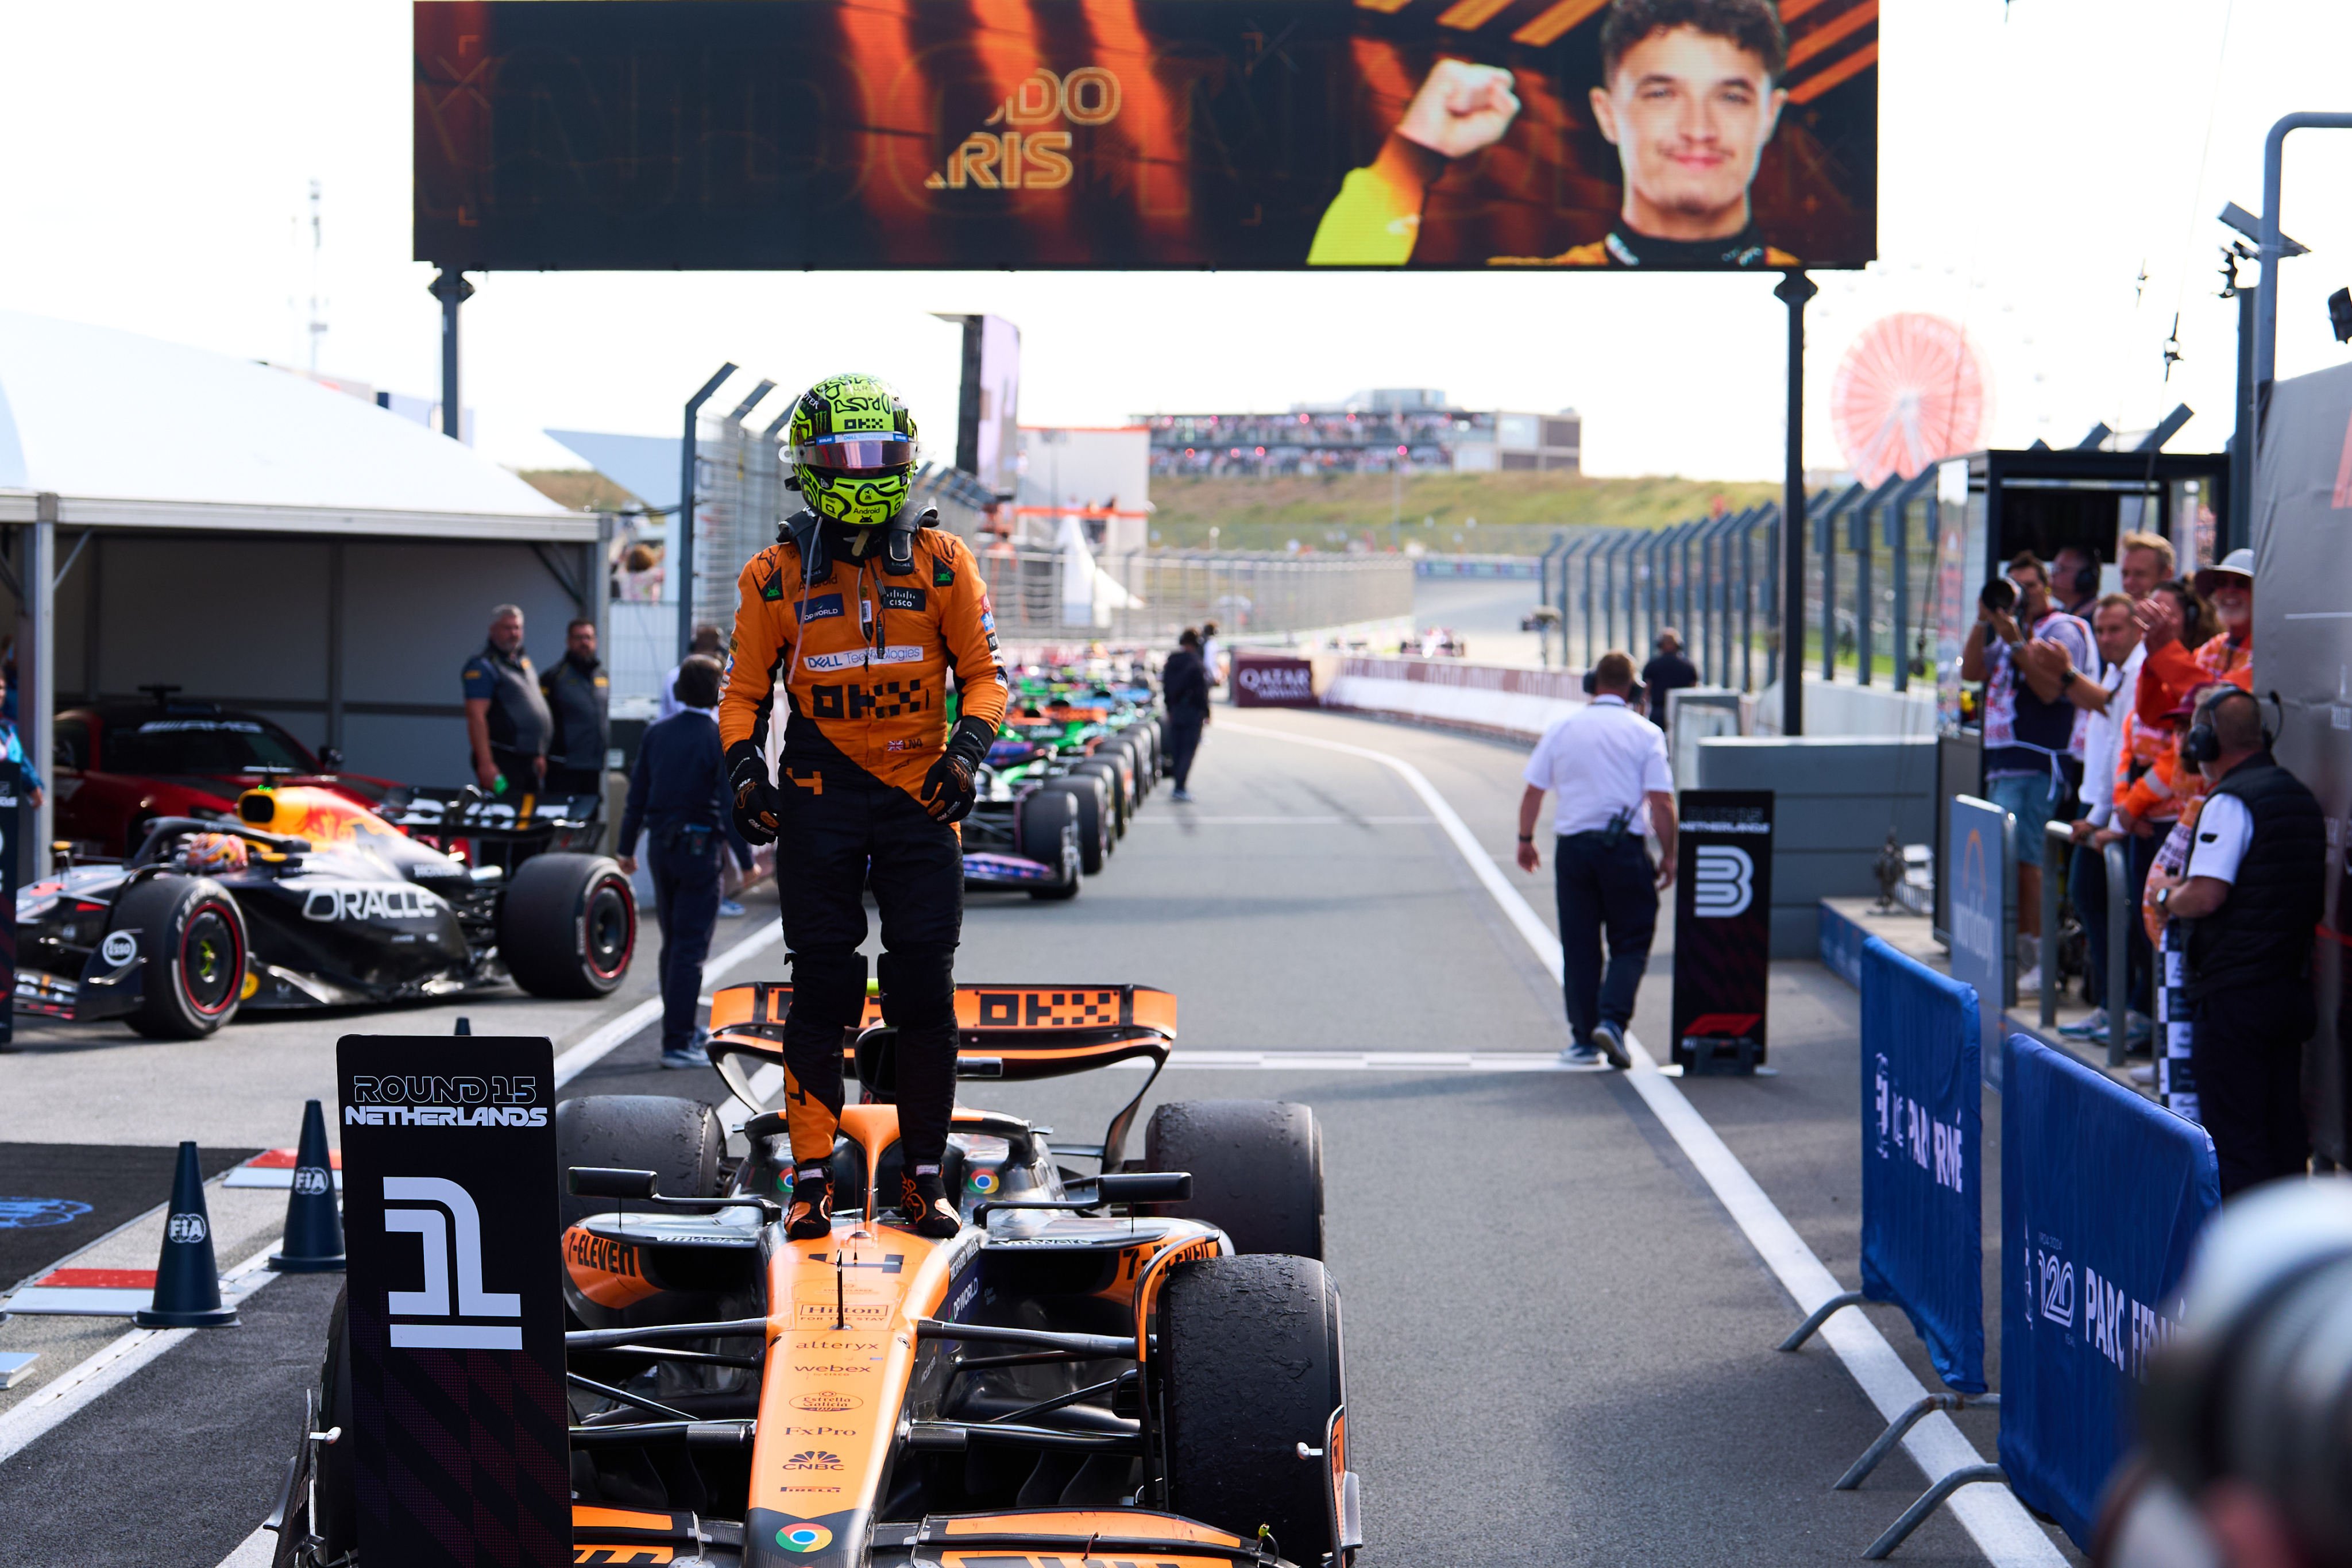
0, 706, 2075, 1566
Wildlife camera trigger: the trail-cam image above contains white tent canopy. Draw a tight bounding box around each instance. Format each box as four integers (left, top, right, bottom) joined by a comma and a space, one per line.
0, 311, 585, 540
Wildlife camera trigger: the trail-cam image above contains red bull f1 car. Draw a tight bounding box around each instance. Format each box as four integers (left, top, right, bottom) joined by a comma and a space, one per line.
271, 983, 1360, 1567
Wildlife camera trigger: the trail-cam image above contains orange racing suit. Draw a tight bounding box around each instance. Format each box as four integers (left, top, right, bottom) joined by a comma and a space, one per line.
717, 512, 1008, 1190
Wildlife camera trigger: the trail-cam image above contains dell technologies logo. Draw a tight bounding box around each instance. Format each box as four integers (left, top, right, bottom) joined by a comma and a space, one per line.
384, 1176, 522, 1350
344, 1075, 547, 1128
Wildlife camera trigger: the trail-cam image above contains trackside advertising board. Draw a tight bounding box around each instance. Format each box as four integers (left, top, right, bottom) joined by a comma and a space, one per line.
1858, 936, 1983, 1393
1946, 793, 2010, 1081
338, 1035, 569, 1567
1999, 1033, 2218, 1549
415, 1, 1878, 271
1231, 654, 1318, 708
1670, 790, 1771, 1071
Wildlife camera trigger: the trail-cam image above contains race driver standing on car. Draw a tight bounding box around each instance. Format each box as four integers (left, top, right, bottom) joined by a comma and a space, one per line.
719, 374, 1007, 1242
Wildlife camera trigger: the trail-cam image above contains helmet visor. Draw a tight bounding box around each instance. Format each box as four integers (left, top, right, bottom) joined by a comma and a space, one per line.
797, 434, 914, 474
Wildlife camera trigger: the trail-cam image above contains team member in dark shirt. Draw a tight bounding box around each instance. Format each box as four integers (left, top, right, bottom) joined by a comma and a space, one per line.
540, 618, 611, 795
1161, 630, 1211, 801
461, 603, 553, 795
617, 655, 744, 1069
1641, 629, 1700, 728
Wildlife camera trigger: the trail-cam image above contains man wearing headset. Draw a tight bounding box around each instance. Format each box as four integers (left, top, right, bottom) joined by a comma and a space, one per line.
2144, 686, 2324, 1197
719, 374, 1008, 1242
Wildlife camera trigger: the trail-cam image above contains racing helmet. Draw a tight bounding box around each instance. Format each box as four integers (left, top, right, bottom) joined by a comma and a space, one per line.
787, 373, 918, 528
178, 832, 249, 875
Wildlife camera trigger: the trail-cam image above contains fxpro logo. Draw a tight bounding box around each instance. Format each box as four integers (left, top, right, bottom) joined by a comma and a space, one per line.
304, 885, 443, 923
1691, 845, 1754, 917
383, 1176, 521, 1350
344, 1074, 547, 1128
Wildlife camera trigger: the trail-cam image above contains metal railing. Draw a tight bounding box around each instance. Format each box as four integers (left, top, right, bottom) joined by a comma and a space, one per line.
974, 546, 1412, 647
2039, 821, 2137, 1068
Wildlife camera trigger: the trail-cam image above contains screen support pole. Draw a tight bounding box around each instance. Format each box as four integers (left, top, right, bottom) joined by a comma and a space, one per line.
428, 268, 474, 444
678, 364, 740, 662
1774, 269, 1816, 737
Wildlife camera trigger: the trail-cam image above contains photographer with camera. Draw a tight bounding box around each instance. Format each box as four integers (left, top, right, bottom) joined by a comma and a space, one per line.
2142, 686, 2323, 1198
1960, 553, 2098, 993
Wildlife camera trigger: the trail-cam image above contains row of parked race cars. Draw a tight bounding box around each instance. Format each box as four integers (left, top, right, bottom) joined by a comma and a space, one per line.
9, 674, 1164, 1038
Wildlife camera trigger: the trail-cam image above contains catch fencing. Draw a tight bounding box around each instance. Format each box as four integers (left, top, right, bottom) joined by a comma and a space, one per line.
974, 546, 1411, 647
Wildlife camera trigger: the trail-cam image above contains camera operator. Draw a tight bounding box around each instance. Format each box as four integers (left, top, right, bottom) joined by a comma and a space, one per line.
1961, 554, 2096, 993
2143, 687, 2323, 1197
2098, 1183, 2352, 1568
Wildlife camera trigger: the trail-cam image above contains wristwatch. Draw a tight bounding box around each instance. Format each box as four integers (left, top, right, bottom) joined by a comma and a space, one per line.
1516, 835, 1534, 843
2060, 666, 2079, 689
2156, 886, 2172, 913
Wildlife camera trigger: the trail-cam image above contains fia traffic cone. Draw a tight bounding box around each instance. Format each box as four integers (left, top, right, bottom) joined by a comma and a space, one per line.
133, 1141, 238, 1328
268, 1100, 344, 1273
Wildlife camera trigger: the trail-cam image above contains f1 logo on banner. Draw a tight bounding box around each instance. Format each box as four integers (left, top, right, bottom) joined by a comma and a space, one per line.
383, 1176, 522, 1349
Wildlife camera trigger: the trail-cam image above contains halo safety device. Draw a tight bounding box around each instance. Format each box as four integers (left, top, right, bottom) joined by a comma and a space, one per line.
786, 373, 918, 530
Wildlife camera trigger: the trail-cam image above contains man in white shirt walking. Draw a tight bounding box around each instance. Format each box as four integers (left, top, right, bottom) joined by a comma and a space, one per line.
1515, 651, 1678, 1068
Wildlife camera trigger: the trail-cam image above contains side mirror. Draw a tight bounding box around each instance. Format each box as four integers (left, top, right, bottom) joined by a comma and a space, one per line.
1093, 1171, 1191, 1205
567, 1166, 657, 1200
955, 1056, 1005, 1080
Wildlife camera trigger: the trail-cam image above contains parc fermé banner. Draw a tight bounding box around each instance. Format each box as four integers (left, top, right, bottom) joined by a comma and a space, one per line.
1999, 1033, 2219, 1550
1858, 936, 1983, 1394
338, 1036, 570, 1567
1670, 790, 1771, 1071
1231, 655, 1319, 709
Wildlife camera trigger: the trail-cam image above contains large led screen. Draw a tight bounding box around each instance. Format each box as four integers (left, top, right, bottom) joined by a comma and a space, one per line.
416, 0, 1875, 271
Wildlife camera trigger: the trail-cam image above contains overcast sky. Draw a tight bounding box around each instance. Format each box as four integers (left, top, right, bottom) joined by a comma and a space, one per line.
6, 2, 2352, 481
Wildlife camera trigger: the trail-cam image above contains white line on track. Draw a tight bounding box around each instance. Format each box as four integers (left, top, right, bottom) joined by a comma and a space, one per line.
1109, 1050, 1592, 1071
1225, 721, 2065, 1567
1129, 815, 1434, 825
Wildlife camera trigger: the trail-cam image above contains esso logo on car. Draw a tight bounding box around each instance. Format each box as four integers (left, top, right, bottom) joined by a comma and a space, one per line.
303, 886, 443, 924
99, 930, 139, 965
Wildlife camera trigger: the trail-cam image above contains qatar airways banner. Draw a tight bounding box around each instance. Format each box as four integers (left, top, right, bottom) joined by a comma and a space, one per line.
414, 0, 1877, 272
1232, 655, 1319, 709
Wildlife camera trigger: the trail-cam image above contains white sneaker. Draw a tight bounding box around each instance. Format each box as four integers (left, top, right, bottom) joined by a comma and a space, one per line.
2016, 966, 2042, 996
1171, 787, 1194, 802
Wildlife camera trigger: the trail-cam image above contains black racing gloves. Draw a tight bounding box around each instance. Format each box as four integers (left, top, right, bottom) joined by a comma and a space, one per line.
919, 715, 996, 825
726, 739, 783, 845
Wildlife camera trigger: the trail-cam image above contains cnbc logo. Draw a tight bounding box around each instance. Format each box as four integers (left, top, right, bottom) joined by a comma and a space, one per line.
926, 68, 1122, 191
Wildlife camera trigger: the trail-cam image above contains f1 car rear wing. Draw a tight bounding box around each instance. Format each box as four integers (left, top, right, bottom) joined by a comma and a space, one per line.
708, 982, 1175, 1167
380, 786, 600, 838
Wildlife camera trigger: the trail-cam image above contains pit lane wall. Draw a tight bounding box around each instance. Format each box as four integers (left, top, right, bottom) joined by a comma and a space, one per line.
1319, 656, 1585, 740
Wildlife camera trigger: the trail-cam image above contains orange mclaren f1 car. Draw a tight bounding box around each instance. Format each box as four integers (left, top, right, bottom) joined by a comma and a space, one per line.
279, 983, 1359, 1568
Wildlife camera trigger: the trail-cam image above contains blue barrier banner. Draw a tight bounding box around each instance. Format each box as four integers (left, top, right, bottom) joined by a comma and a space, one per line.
1859, 937, 1984, 1393
1947, 794, 2011, 1074
1998, 1033, 2219, 1548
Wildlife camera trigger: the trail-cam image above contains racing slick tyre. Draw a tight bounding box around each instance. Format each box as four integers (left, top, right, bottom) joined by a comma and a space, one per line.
1015, 788, 1082, 901
1144, 1100, 1325, 1260
1042, 776, 1109, 874
556, 1095, 724, 1227
1115, 728, 1155, 798
113, 874, 248, 1038
1162, 1255, 1346, 1561
288, 1283, 361, 1566
1066, 759, 1127, 841
501, 852, 636, 999
1150, 713, 1169, 775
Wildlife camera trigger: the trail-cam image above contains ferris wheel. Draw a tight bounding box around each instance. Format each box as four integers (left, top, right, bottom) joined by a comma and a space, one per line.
1829, 314, 1988, 486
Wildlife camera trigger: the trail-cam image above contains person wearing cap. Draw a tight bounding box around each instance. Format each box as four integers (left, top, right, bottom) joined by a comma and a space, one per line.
2144, 685, 2324, 1196
2135, 548, 2253, 735
1640, 629, 1698, 731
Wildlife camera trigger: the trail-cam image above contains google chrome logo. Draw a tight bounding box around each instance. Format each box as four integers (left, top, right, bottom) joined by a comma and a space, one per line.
777, 1522, 833, 1554
967, 1168, 1000, 1195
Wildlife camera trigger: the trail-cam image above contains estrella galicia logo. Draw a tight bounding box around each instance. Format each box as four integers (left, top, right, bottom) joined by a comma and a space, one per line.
0, 1196, 93, 1230
800, 593, 845, 621
879, 585, 926, 612
383, 1176, 522, 1349
1693, 845, 1755, 917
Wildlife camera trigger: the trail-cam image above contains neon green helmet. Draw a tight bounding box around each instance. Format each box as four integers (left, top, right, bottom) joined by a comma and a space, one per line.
788, 373, 919, 528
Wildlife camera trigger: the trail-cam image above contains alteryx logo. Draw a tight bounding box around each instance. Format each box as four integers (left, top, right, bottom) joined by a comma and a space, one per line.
383, 1176, 522, 1350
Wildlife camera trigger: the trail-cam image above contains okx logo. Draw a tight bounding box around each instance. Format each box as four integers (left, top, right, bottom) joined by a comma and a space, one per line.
383, 1176, 521, 1349
1692, 845, 1755, 917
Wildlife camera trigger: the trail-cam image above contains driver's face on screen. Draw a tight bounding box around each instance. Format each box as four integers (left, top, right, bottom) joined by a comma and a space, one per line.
1590, 26, 1785, 240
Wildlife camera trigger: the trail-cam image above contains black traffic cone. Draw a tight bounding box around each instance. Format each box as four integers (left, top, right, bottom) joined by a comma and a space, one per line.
133, 1141, 238, 1328
269, 1099, 344, 1273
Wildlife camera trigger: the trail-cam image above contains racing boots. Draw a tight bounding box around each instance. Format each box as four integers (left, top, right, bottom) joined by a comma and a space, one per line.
899, 1168, 961, 1239
785, 1167, 834, 1241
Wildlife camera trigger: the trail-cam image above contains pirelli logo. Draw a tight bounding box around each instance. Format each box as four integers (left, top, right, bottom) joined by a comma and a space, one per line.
975, 990, 1125, 1028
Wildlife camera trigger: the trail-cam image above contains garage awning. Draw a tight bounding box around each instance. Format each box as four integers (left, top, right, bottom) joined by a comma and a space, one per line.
0, 312, 592, 542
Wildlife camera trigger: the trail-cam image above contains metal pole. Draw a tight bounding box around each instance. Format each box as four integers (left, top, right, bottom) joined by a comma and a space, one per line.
428, 268, 474, 444
1775, 270, 1816, 736
2256, 114, 2352, 393
1856, 496, 1874, 686
2231, 281, 2257, 558
678, 363, 739, 662
1741, 508, 1760, 693
1890, 488, 1909, 692
29, 498, 55, 876
2105, 837, 2133, 1068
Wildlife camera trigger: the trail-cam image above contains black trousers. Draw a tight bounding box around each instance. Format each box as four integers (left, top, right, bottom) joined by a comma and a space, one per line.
486, 744, 544, 795
2071, 839, 2153, 1015
773, 770, 964, 1173
546, 763, 605, 797
1166, 715, 1204, 789
2190, 977, 2314, 1198
646, 828, 720, 1055
1554, 831, 1659, 1045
